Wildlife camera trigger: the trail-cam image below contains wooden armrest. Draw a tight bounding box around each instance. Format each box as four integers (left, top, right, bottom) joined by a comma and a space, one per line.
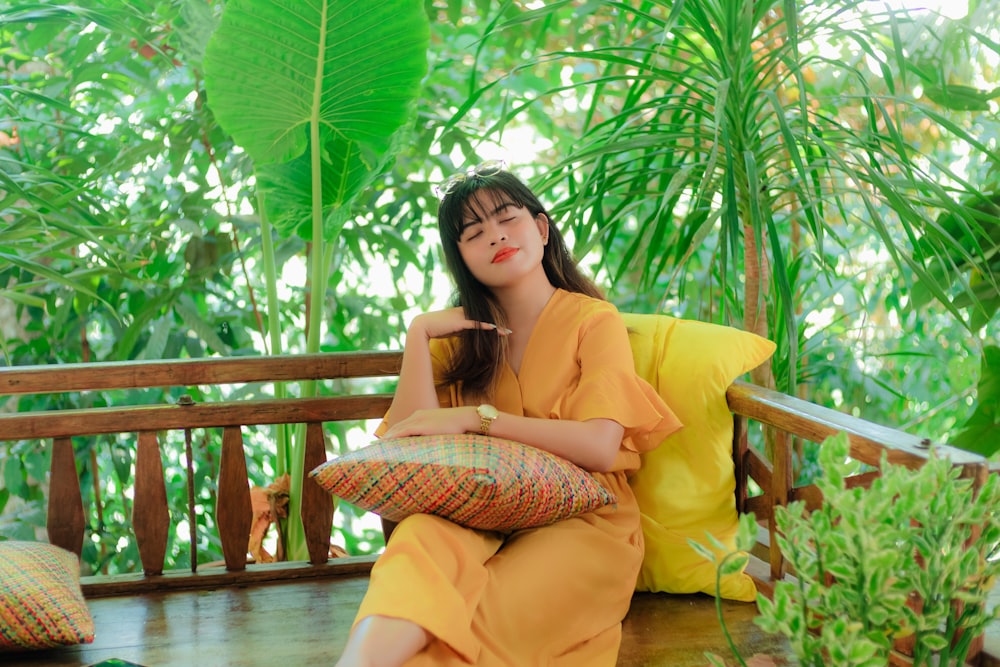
0, 351, 403, 395
728, 379, 994, 595
726, 380, 986, 472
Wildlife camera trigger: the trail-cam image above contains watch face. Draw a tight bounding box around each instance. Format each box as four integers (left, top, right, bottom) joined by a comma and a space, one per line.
479, 404, 499, 419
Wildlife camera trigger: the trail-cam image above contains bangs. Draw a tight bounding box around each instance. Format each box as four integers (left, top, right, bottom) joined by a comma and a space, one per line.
441, 184, 530, 239
461, 188, 527, 223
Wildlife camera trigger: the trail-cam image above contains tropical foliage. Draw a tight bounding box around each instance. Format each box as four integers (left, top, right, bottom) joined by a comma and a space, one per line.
202, 0, 430, 559
1, 0, 998, 574
695, 433, 1000, 667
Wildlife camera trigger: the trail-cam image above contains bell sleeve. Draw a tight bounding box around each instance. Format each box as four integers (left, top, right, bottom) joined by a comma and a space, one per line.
553, 307, 682, 454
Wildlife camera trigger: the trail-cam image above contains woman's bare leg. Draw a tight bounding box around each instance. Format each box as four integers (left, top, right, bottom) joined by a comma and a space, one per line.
335, 615, 430, 667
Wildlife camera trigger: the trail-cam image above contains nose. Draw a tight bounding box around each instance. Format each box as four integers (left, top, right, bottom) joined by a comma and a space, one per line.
488, 224, 507, 245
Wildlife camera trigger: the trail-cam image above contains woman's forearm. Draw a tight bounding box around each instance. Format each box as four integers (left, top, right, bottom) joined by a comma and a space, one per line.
488, 413, 623, 473
385, 325, 440, 427
381, 403, 622, 473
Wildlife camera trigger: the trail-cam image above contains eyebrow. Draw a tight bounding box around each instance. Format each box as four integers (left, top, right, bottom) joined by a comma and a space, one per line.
460, 201, 518, 231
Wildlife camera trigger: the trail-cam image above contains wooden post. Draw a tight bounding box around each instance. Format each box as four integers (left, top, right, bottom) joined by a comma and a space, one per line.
769, 428, 792, 582
184, 425, 198, 572
301, 422, 334, 565
216, 426, 252, 571
133, 431, 170, 575
47, 437, 86, 557
732, 414, 749, 515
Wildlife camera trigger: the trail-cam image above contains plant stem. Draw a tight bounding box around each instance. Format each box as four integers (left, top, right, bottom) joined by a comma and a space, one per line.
715, 552, 750, 667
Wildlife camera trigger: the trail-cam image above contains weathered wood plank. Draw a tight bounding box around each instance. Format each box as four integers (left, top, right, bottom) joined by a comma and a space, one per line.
790, 482, 823, 511
42, 571, 1000, 667
303, 421, 335, 565
0, 394, 393, 440
0, 351, 404, 395
733, 414, 750, 514
789, 470, 884, 512
216, 426, 252, 571
726, 381, 984, 469
769, 428, 792, 581
47, 437, 85, 558
80, 556, 380, 598
41, 570, 786, 667
44, 576, 372, 666
133, 430, 170, 575
183, 426, 198, 572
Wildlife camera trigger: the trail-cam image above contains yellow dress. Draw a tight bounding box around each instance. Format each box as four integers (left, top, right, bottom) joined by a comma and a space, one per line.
358, 289, 682, 666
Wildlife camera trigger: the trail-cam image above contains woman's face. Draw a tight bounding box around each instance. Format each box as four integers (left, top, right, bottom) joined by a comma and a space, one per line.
455, 189, 549, 289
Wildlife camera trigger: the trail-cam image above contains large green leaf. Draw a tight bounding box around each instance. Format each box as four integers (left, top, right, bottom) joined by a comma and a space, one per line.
204, 0, 428, 243
950, 345, 1000, 456
203, 0, 428, 166
256, 130, 377, 239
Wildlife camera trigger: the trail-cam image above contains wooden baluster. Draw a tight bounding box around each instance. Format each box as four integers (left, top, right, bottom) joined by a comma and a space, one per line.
301, 422, 334, 565
184, 426, 198, 572
769, 428, 792, 582
216, 426, 252, 571
47, 437, 86, 557
133, 431, 170, 575
177, 394, 199, 572
732, 414, 749, 515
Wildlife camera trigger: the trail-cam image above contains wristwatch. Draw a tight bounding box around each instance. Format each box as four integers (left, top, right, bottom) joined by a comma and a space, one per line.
477, 404, 499, 436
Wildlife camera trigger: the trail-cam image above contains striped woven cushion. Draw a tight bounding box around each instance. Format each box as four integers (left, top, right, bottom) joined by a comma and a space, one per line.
0, 541, 94, 651
310, 434, 616, 531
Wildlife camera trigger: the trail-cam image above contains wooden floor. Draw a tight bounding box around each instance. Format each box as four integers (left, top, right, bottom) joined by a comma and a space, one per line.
6, 568, 998, 667
4, 576, 786, 666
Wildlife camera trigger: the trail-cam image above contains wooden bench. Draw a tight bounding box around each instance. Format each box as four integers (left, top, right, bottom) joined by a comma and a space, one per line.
1, 352, 997, 666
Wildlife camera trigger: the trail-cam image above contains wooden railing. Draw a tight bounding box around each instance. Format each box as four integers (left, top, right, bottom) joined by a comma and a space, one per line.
726, 380, 996, 586
0, 353, 400, 594
1, 352, 996, 599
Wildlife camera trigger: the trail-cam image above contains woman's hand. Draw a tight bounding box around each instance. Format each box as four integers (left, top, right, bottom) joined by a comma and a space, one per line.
410, 307, 511, 340
380, 406, 478, 439
381, 308, 508, 441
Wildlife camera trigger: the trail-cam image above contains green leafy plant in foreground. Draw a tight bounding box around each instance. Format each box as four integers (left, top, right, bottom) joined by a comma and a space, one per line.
693, 433, 1000, 667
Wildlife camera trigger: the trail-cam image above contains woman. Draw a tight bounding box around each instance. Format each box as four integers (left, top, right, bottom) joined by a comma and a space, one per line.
336, 163, 681, 666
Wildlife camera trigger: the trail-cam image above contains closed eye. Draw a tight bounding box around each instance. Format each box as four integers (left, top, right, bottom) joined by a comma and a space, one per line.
460, 223, 483, 241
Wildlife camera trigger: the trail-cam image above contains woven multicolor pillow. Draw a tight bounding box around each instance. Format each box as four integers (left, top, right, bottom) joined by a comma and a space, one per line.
0, 541, 95, 651
310, 434, 616, 531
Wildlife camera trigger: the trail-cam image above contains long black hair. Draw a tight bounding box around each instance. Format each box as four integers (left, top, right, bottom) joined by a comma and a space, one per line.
436, 169, 603, 399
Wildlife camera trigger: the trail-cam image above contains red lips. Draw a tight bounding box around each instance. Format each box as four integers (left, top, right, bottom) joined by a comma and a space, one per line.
492, 247, 519, 263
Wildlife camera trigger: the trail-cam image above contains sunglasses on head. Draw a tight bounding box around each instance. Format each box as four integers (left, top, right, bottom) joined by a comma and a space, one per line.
433, 159, 507, 201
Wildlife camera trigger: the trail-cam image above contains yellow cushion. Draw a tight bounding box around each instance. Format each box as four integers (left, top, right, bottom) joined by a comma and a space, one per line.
623, 313, 776, 601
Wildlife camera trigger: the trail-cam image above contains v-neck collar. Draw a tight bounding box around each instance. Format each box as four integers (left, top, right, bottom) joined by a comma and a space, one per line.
503, 287, 564, 381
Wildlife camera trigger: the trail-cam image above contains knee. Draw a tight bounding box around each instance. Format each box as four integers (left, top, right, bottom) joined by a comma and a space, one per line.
385, 514, 500, 565
389, 513, 454, 543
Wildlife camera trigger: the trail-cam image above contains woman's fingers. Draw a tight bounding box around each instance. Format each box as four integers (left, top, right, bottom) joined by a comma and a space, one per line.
382, 407, 475, 439
475, 321, 513, 335
414, 309, 512, 339
446, 307, 511, 334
